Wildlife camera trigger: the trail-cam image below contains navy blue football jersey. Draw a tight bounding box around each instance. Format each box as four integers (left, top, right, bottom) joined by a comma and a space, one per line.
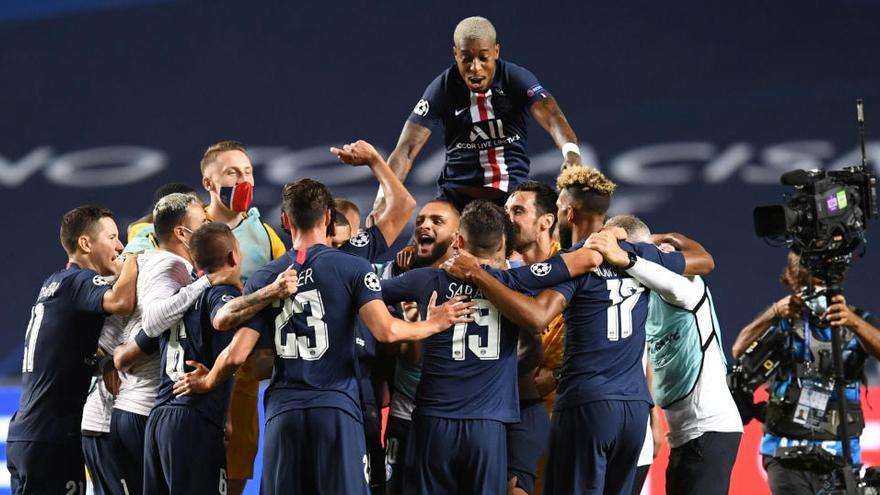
407, 59, 551, 193
154, 285, 239, 429
551, 241, 685, 410
339, 225, 389, 263
380, 256, 570, 423
8, 263, 111, 443
243, 245, 384, 423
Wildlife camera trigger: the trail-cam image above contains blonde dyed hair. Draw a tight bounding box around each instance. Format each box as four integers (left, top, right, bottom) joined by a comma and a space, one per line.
556, 166, 617, 195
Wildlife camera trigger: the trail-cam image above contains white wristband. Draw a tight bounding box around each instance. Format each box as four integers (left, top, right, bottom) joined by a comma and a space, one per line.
562, 142, 581, 157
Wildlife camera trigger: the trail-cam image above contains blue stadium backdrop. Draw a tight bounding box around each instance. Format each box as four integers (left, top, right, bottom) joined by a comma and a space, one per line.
1, 1, 879, 493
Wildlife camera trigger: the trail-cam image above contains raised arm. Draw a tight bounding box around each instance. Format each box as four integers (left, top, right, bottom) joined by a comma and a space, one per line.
102, 254, 139, 315
331, 140, 416, 246
358, 293, 473, 343
386, 121, 432, 182
529, 97, 582, 170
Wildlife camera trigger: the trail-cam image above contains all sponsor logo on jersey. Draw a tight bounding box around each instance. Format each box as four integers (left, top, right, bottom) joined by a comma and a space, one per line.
454, 119, 521, 151
530, 262, 552, 277
364, 272, 382, 292
413, 99, 429, 117
349, 232, 370, 247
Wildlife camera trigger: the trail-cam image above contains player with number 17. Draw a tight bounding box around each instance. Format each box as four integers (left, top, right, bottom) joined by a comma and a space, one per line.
442, 166, 715, 495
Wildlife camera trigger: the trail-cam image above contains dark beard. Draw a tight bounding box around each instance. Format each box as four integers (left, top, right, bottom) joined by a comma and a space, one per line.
412, 237, 453, 268
558, 223, 573, 249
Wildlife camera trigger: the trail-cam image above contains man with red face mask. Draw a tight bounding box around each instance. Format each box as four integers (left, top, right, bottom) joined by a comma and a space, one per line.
199, 140, 287, 495
386, 16, 583, 211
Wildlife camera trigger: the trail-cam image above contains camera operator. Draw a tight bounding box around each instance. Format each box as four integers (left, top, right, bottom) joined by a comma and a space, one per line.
732, 252, 880, 495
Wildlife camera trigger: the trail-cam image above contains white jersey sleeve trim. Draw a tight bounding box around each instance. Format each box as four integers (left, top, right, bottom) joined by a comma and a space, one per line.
626, 257, 704, 310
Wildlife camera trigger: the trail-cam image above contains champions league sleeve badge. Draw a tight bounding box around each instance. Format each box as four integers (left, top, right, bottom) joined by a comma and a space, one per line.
349, 232, 370, 248
364, 272, 382, 292
530, 262, 552, 277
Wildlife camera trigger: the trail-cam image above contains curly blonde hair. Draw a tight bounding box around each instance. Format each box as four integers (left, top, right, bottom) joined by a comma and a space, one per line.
556, 166, 617, 195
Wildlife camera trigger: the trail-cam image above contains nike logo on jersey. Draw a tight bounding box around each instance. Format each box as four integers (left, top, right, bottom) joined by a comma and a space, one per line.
455, 107, 468, 116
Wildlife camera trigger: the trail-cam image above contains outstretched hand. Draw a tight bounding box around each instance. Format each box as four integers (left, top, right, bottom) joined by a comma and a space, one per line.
330, 140, 382, 167
426, 291, 475, 329
173, 360, 212, 397
440, 250, 482, 281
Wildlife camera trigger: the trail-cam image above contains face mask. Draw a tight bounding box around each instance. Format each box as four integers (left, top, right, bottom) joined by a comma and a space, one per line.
219, 182, 253, 212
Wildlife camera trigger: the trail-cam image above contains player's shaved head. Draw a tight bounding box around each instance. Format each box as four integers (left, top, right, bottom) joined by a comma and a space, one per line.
459, 200, 506, 258
605, 214, 651, 244
190, 222, 237, 273
413, 200, 460, 268
60, 205, 114, 255
282, 179, 334, 231
453, 16, 497, 46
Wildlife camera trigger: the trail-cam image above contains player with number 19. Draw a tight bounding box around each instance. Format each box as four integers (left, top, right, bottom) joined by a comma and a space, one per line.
173, 179, 474, 494
7, 206, 139, 495
382, 202, 603, 494
444, 167, 715, 494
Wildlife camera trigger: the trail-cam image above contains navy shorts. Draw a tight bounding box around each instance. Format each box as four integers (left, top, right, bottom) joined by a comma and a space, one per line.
109, 409, 147, 495
409, 414, 507, 495
384, 415, 413, 495
143, 405, 227, 495
261, 407, 370, 495
543, 400, 649, 495
7, 438, 85, 494
82, 432, 129, 495
507, 400, 551, 494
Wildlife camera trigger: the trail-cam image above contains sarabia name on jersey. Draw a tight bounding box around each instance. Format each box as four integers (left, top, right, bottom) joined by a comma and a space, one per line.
379, 255, 571, 423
